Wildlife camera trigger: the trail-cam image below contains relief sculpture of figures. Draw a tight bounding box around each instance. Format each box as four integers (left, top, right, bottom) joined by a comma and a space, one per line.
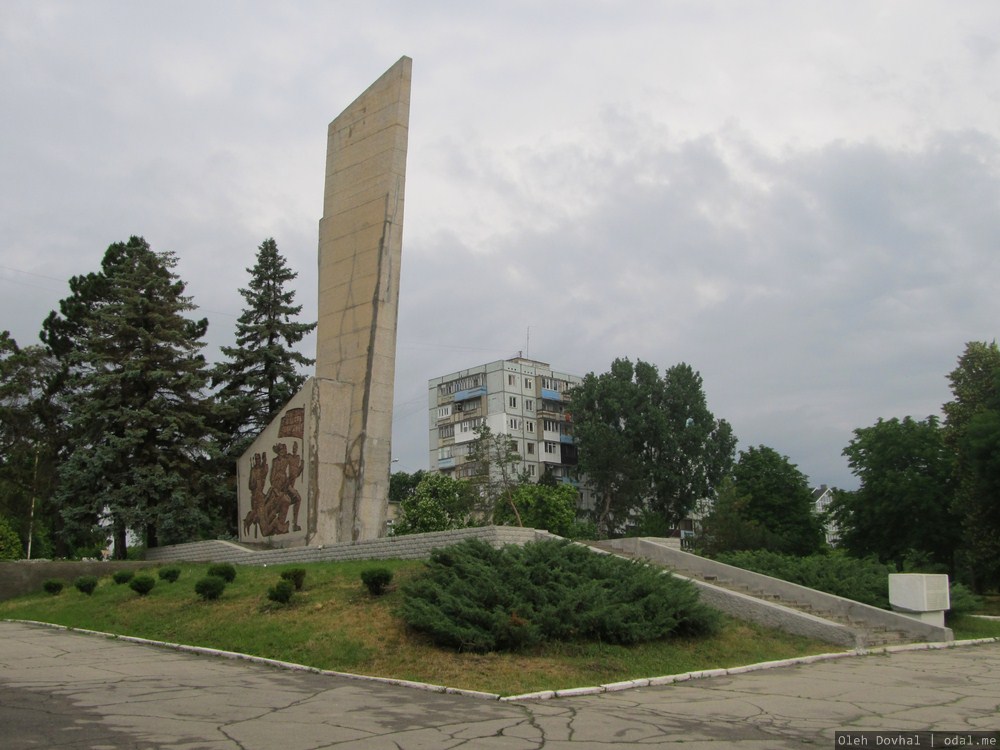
243, 452, 269, 537
243, 407, 306, 538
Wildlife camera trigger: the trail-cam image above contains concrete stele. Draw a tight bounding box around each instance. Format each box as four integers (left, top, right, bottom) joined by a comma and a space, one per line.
237, 57, 410, 547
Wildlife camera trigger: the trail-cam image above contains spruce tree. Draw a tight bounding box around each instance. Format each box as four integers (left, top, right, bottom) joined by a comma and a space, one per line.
49, 237, 218, 556
213, 238, 316, 453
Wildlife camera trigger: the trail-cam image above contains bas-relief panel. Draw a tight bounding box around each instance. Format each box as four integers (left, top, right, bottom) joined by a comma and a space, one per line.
242, 407, 307, 540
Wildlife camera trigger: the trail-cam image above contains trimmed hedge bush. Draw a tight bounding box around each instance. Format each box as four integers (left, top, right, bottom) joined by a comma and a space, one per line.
361, 568, 393, 596
129, 575, 156, 596
43, 579, 64, 595
207, 563, 237, 583
267, 579, 295, 604
74, 575, 99, 595
158, 567, 181, 583
280, 568, 306, 591
399, 538, 719, 653
113, 569, 135, 585
195, 575, 226, 601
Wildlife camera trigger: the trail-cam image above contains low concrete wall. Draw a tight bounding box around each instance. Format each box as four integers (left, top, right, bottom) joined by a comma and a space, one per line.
0, 561, 150, 602
612, 538, 953, 644
145, 526, 561, 566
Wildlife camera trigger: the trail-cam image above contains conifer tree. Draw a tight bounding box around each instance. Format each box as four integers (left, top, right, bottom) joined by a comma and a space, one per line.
48, 237, 218, 556
213, 238, 315, 453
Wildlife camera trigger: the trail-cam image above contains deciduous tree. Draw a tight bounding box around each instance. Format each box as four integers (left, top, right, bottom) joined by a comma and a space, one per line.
466, 422, 527, 524
729, 445, 825, 556
570, 358, 735, 537
394, 473, 477, 535
832, 416, 958, 571
0, 332, 68, 556
944, 341, 1000, 589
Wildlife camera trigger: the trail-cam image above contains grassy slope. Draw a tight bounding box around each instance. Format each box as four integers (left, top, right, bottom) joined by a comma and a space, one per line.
2, 560, 996, 696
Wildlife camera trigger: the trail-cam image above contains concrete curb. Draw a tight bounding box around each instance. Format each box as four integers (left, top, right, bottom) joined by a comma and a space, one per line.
7, 619, 996, 703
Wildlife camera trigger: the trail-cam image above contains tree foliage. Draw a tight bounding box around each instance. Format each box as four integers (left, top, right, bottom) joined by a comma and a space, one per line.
393, 473, 477, 535
696, 477, 783, 555
45, 237, 220, 556
494, 482, 578, 536
212, 238, 315, 454
389, 469, 426, 506
570, 358, 735, 537
0, 515, 23, 560
944, 341, 1000, 590
727, 445, 825, 556
831, 416, 958, 572
466, 422, 528, 523
0, 332, 66, 556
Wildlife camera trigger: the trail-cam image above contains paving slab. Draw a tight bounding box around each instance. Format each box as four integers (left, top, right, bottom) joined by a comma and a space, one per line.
1, 621, 998, 749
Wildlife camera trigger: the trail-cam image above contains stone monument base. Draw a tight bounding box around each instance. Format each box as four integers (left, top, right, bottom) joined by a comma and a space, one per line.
236, 377, 388, 548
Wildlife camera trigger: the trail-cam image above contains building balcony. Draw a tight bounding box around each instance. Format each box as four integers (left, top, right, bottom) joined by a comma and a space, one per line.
454, 385, 487, 402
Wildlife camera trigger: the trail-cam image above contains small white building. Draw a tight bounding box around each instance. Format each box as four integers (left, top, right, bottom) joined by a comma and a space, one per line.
811, 484, 840, 545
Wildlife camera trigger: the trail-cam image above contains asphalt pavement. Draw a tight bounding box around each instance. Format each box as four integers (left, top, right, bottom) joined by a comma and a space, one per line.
1, 620, 998, 749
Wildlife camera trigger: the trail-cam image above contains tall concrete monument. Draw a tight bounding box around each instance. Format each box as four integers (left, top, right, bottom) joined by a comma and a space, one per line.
237, 57, 411, 547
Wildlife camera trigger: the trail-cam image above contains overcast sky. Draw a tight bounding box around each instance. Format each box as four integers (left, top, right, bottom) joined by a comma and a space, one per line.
2, 1, 998, 490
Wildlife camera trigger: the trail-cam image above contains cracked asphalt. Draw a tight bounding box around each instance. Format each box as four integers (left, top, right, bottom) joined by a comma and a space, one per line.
2, 621, 998, 749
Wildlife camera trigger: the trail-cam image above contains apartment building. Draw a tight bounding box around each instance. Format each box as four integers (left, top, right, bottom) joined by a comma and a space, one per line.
427, 357, 593, 509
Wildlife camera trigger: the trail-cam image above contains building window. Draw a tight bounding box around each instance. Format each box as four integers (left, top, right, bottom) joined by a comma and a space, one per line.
544, 419, 560, 432
508, 417, 522, 430
528, 464, 536, 476
458, 417, 483, 434
525, 399, 534, 412
437, 405, 451, 420
509, 396, 518, 409
527, 443, 535, 455
508, 374, 516, 386
439, 424, 454, 439
526, 421, 534, 433
544, 441, 557, 454
524, 378, 533, 389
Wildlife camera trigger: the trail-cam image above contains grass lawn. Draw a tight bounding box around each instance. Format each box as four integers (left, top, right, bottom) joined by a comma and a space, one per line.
0, 559, 841, 696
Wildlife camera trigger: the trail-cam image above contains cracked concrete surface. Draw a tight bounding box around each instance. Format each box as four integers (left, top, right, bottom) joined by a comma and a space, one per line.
2, 622, 998, 749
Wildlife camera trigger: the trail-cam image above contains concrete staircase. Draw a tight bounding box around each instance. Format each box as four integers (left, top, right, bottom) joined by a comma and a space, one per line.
587, 537, 953, 649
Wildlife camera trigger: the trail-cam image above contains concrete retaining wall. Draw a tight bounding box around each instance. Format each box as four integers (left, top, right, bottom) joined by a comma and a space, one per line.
145, 526, 561, 566
0, 527, 559, 602
0, 561, 150, 602
610, 538, 953, 644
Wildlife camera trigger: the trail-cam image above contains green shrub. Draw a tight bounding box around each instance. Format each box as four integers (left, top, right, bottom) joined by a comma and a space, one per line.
195, 575, 226, 601
267, 579, 295, 604
129, 575, 155, 596
280, 568, 306, 590
42, 579, 64, 595
207, 563, 237, 583
948, 582, 982, 619
713, 549, 893, 608
158, 566, 181, 583
113, 569, 135, 584
361, 568, 393, 596
74, 575, 99, 595
399, 538, 718, 653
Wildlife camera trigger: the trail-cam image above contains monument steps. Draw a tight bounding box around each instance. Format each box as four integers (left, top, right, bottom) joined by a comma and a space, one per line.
586, 538, 952, 648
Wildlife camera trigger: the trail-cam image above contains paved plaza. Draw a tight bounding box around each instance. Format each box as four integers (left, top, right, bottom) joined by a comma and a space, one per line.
1, 621, 997, 749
